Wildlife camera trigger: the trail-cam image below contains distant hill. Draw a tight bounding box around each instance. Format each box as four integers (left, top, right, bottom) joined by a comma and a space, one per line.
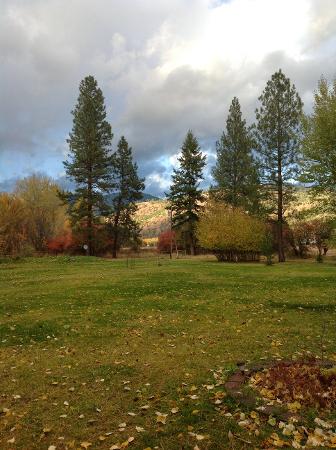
135, 186, 336, 238
139, 193, 161, 202
104, 192, 160, 206
135, 199, 169, 237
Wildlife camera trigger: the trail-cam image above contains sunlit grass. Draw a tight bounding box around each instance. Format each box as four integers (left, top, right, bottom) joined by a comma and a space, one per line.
0, 256, 335, 449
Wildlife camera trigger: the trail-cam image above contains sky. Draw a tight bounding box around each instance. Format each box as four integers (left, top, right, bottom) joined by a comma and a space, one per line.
1, 0, 336, 196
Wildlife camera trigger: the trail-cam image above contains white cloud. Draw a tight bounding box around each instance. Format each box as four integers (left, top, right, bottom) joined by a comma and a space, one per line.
0, 0, 336, 194
156, 0, 311, 74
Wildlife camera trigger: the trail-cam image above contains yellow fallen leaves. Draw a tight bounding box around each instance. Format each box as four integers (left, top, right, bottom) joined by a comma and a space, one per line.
110, 437, 135, 449
279, 422, 295, 436
188, 432, 210, 441
314, 417, 332, 429
261, 417, 336, 448
305, 428, 336, 448
270, 432, 287, 447
155, 411, 168, 424
268, 416, 277, 426
287, 400, 301, 412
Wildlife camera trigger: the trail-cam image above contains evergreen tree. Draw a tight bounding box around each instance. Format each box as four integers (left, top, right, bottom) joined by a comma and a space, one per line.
167, 130, 206, 255
108, 136, 145, 258
63, 75, 113, 255
212, 97, 261, 214
301, 77, 336, 210
255, 69, 303, 262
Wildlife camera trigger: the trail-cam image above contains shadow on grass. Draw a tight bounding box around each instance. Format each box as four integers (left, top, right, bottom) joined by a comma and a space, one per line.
0, 320, 59, 346
269, 300, 336, 312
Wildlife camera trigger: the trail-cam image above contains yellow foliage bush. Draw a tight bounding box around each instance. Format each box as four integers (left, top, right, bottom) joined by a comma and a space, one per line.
197, 201, 266, 261
0, 193, 27, 256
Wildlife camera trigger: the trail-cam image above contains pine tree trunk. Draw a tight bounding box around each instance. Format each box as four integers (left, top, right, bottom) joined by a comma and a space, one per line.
87, 178, 93, 256
277, 161, 285, 263
189, 222, 196, 256
111, 209, 121, 259
112, 231, 118, 258
190, 241, 196, 256
275, 97, 286, 263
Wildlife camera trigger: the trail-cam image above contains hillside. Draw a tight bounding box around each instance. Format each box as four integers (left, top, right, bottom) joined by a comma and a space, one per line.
136, 187, 335, 238
135, 199, 169, 237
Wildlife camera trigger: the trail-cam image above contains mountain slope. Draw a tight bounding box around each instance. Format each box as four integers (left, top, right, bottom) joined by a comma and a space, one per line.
135, 199, 169, 237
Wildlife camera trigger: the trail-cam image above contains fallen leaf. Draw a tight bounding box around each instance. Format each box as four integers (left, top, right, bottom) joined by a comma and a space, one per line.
314, 418, 332, 429
268, 417, 277, 426
155, 412, 167, 424
196, 434, 205, 440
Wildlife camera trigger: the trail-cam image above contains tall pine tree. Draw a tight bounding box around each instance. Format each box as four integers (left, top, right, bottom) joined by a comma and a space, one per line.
108, 136, 145, 258
63, 75, 113, 255
212, 97, 261, 214
255, 69, 303, 262
167, 130, 206, 255
301, 77, 336, 211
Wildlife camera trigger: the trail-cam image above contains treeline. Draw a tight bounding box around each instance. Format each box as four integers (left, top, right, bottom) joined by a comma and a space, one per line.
166, 70, 336, 262
1, 71, 336, 261
0, 76, 145, 258
0, 176, 68, 256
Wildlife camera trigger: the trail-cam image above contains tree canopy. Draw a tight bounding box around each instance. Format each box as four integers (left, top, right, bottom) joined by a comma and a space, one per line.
166, 130, 206, 255
63, 75, 113, 255
301, 77, 336, 211
108, 136, 145, 257
255, 69, 303, 262
212, 97, 261, 214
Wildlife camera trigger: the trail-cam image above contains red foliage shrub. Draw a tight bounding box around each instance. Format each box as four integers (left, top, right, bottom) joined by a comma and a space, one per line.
157, 230, 176, 253
71, 222, 114, 255
47, 232, 73, 254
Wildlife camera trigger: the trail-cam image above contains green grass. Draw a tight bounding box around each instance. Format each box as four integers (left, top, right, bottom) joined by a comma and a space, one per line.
0, 256, 335, 449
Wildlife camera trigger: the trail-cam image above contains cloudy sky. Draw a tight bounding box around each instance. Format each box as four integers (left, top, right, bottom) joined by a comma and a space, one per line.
1, 0, 336, 195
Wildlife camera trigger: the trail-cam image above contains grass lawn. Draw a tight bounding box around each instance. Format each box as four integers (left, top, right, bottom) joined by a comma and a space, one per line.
0, 256, 335, 449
